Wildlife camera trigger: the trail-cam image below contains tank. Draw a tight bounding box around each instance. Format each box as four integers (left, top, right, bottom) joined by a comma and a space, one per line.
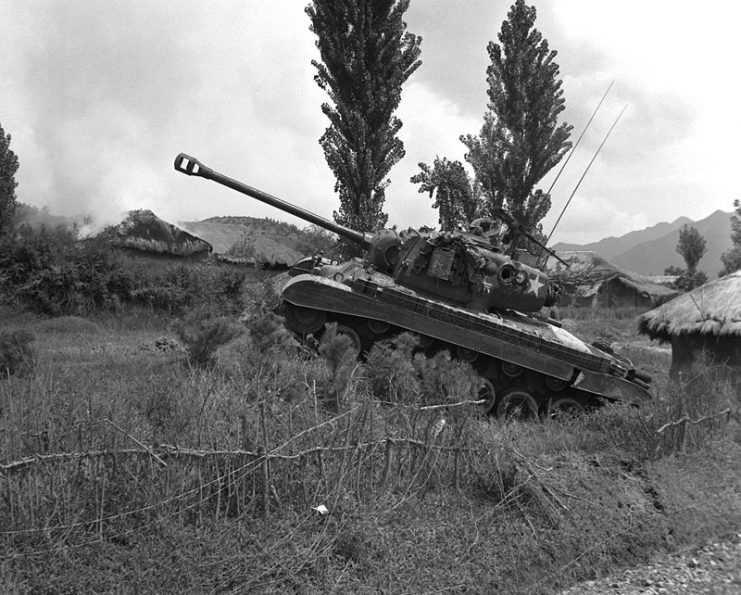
175, 153, 653, 417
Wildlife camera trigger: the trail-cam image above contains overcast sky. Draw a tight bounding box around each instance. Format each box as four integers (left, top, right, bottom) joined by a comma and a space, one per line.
2, 0, 740, 244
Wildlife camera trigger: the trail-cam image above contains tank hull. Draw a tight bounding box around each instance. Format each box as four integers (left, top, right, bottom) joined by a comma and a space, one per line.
281, 270, 652, 410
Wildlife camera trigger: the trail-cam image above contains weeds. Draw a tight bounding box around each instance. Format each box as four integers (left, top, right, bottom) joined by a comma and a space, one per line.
1, 300, 741, 593
173, 307, 244, 368
0, 329, 36, 378
318, 323, 359, 410
1, 223, 252, 316
362, 333, 482, 407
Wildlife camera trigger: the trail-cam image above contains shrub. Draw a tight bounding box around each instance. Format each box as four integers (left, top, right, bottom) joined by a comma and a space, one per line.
0, 329, 36, 378
363, 333, 483, 407
318, 323, 360, 409
414, 350, 482, 406
295, 224, 338, 256
364, 334, 419, 404
242, 310, 297, 354
240, 276, 284, 317
1, 222, 250, 316
174, 307, 244, 368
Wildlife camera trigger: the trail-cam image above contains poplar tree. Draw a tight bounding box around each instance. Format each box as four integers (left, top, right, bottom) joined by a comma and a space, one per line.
413, 0, 571, 249
0, 121, 19, 236
306, 0, 422, 234
720, 199, 741, 275
464, 0, 571, 241
676, 224, 706, 276
410, 157, 481, 230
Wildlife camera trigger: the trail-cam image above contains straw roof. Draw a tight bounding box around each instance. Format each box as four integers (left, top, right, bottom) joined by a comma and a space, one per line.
638, 270, 741, 341
547, 251, 678, 300
106, 210, 212, 257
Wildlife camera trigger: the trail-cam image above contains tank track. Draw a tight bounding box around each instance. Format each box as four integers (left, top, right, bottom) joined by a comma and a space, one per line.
279, 273, 652, 418
282, 301, 604, 419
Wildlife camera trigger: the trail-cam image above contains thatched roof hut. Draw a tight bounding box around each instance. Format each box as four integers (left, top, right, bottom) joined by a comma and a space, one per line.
638, 270, 741, 378
546, 251, 678, 309
105, 210, 212, 258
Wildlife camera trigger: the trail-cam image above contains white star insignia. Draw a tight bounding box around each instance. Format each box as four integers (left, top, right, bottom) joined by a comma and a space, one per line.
528, 274, 544, 296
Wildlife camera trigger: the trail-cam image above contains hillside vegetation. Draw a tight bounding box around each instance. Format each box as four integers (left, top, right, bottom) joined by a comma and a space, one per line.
1, 273, 740, 592
0, 222, 259, 316
181, 216, 337, 265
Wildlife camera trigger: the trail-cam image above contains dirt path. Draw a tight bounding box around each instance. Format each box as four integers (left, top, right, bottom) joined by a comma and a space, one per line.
559, 533, 741, 594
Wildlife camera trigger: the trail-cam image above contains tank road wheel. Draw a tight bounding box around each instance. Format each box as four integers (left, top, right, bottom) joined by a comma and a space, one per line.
335, 324, 363, 354
547, 397, 586, 419
284, 303, 327, 336
501, 362, 524, 378
456, 345, 479, 363
366, 319, 391, 337
544, 376, 569, 392
496, 389, 539, 421
477, 378, 496, 415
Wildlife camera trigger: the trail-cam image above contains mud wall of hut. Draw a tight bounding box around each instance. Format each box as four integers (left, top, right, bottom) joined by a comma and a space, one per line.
597, 278, 654, 309
555, 278, 655, 309
669, 334, 741, 379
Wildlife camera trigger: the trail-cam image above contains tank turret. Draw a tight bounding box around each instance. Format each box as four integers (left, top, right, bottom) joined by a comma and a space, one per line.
174, 153, 558, 314
175, 152, 653, 418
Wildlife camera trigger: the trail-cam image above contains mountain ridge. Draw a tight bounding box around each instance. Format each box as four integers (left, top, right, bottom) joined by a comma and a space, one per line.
553, 210, 733, 276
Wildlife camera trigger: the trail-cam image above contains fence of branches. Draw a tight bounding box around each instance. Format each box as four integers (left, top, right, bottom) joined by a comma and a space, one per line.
0, 398, 499, 548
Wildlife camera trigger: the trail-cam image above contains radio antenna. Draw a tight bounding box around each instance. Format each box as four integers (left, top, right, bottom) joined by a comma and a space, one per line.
545, 80, 614, 198
546, 103, 628, 246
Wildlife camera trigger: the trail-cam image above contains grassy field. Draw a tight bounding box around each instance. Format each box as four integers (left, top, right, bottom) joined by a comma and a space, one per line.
1, 298, 740, 594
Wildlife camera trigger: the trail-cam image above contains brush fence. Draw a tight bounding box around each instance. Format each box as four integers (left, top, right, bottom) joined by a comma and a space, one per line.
0, 401, 486, 544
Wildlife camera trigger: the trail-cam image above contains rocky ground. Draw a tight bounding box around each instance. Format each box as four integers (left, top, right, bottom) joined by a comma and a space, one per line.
560, 533, 741, 594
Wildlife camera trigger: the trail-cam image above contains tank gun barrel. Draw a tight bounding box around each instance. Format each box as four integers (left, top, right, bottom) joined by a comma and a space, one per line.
174, 153, 370, 248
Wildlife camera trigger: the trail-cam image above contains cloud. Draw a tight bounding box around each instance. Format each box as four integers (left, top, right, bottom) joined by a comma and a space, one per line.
2, 0, 739, 246
0, 1, 335, 230
404, 0, 501, 117
386, 81, 482, 229
543, 193, 649, 246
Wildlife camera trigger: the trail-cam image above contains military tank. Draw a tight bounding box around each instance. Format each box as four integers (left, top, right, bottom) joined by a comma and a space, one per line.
175, 153, 653, 417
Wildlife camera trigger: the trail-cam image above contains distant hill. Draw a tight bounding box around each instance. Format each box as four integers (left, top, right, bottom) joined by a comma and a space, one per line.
180, 216, 335, 267
13, 202, 81, 230
554, 210, 733, 276
554, 216, 693, 261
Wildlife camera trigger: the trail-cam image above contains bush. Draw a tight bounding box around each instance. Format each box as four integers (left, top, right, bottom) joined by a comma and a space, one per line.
364, 334, 418, 404
1, 222, 252, 316
295, 224, 338, 256
173, 307, 244, 368
318, 323, 360, 409
363, 333, 483, 407
0, 329, 36, 378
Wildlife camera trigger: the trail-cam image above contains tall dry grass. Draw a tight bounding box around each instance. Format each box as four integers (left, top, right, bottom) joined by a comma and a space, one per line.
1, 301, 740, 593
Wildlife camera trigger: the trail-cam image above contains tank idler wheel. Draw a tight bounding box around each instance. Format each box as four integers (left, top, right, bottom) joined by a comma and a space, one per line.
501, 362, 524, 378
284, 304, 327, 335
496, 389, 539, 420
544, 376, 568, 392
477, 378, 496, 415
547, 397, 586, 419
456, 345, 479, 363
366, 319, 391, 336
335, 324, 363, 354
